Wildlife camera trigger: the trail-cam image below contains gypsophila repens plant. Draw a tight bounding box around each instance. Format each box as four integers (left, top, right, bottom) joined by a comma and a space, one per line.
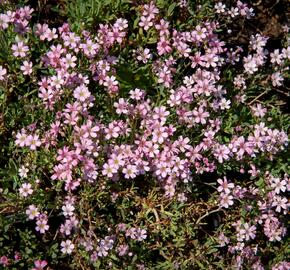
0, 0, 289, 269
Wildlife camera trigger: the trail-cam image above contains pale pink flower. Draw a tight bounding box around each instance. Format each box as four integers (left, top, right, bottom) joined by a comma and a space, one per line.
214, 144, 230, 163
270, 177, 287, 194
102, 163, 117, 178
251, 103, 267, 117
218, 233, 229, 247
272, 196, 288, 213
0, 13, 10, 29
152, 126, 168, 144
61, 240, 74, 254
136, 48, 152, 63
219, 98, 231, 110
155, 162, 170, 178
63, 53, 77, 68
114, 18, 128, 31
239, 223, 256, 241
270, 49, 283, 65
73, 84, 91, 102
215, 2, 226, 13
139, 16, 153, 31
219, 193, 234, 208
45, 27, 58, 41
192, 106, 209, 124
26, 134, 41, 150
0, 65, 7, 80
26, 205, 39, 220
122, 165, 137, 179
20, 60, 33, 75
19, 183, 33, 197
271, 72, 284, 87
15, 131, 28, 147
35, 218, 49, 234
12, 41, 29, 58
217, 177, 234, 194
50, 73, 65, 89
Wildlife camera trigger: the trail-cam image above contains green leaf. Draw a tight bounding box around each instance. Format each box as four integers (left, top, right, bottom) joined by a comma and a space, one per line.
167, 3, 177, 16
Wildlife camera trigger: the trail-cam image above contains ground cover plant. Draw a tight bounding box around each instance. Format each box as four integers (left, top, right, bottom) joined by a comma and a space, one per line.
0, 0, 289, 269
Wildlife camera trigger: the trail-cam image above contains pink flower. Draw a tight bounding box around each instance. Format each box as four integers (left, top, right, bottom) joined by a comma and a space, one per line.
0, 256, 9, 266
215, 2, 226, 13
155, 19, 170, 36
155, 162, 170, 178
50, 74, 64, 89
218, 233, 229, 247
114, 98, 129, 115
45, 27, 58, 41
114, 18, 128, 31
0, 13, 11, 29
157, 37, 172, 55
192, 25, 207, 41
271, 72, 284, 87
129, 88, 145, 101
214, 144, 230, 163
32, 260, 47, 270
135, 228, 147, 241
18, 165, 29, 178
270, 49, 283, 65
63, 32, 80, 49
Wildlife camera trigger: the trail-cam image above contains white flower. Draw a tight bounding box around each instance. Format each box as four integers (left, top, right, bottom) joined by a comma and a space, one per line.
219, 98, 231, 110
62, 204, 75, 217
18, 165, 29, 178
215, 2, 226, 14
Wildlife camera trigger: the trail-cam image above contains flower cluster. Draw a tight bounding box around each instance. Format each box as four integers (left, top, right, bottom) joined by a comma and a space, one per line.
0, 1, 289, 269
